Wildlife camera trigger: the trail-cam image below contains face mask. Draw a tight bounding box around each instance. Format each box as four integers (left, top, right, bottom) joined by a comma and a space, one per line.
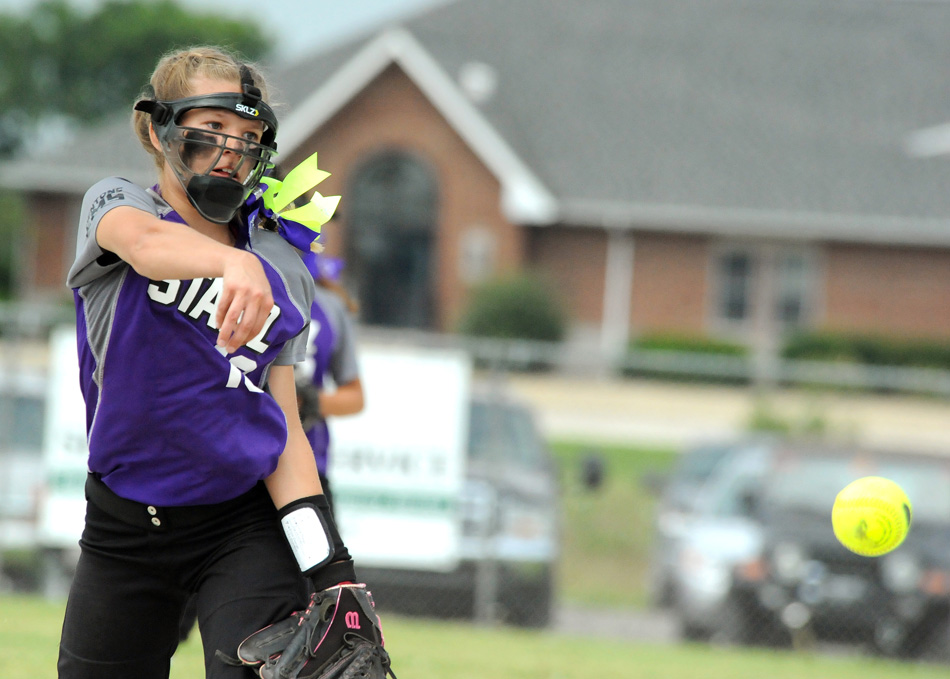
134, 70, 279, 223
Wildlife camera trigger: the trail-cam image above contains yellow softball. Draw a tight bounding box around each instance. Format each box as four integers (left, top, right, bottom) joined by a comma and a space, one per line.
831, 476, 912, 557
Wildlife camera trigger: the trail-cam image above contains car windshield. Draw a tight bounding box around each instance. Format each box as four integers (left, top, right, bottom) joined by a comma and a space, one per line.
467, 401, 545, 467
696, 443, 773, 516
674, 443, 736, 484
762, 450, 950, 522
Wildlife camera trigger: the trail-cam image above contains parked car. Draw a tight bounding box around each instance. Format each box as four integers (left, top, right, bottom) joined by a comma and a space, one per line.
356, 392, 560, 627
646, 437, 771, 610
664, 440, 775, 640
725, 444, 950, 660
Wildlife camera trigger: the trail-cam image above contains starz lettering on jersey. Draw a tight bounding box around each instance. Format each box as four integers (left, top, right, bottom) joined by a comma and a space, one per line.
146, 277, 280, 354
86, 187, 126, 234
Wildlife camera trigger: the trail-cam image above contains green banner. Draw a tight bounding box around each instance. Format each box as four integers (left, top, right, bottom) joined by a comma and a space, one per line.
46, 468, 87, 494
336, 489, 457, 514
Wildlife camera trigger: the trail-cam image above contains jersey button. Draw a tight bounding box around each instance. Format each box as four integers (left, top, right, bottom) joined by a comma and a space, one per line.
151, 517, 162, 527
147, 506, 158, 516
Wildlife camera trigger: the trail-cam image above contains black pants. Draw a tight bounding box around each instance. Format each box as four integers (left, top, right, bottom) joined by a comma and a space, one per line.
178, 473, 335, 643
58, 475, 309, 679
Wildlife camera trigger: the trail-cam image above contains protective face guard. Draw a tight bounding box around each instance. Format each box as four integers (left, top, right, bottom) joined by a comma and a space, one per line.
162, 125, 275, 223
134, 75, 279, 223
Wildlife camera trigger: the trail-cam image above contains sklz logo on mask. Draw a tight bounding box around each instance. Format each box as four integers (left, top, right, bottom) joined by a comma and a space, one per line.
235, 103, 259, 117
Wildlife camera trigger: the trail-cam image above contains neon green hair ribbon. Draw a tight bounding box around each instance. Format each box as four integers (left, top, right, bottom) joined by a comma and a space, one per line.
258, 152, 341, 252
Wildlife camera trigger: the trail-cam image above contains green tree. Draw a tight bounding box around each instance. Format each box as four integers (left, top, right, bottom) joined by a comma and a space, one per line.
0, 191, 24, 299
0, 0, 271, 156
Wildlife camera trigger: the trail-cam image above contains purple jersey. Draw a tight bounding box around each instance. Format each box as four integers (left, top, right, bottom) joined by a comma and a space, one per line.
68, 178, 314, 506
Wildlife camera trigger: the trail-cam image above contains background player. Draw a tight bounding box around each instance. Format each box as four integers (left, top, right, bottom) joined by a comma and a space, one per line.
296, 252, 365, 510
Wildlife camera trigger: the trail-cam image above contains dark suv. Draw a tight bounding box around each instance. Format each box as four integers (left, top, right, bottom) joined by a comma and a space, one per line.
725, 443, 950, 660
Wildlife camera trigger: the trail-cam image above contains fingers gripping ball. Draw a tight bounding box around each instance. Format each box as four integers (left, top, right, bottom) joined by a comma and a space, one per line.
832, 476, 912, 557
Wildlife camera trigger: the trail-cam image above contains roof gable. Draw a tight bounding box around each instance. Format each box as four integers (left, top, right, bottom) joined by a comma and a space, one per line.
279, 27, 557, 225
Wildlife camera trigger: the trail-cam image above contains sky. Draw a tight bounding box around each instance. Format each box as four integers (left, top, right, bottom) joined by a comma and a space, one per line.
0, 0, 454, 64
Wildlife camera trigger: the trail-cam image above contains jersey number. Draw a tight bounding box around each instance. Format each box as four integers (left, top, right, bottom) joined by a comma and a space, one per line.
223, 353, 263, 392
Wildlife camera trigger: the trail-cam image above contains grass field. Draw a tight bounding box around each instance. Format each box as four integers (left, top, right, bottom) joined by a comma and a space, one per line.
2, 593, 948, 679
8, 439, 943, 677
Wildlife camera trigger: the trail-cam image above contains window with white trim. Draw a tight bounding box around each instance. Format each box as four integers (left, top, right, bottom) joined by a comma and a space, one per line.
712, 244, 815, 330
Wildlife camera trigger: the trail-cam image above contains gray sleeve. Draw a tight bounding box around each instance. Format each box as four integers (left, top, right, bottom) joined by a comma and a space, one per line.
324, 289, 360, 384
272, 324, 311, 366
252, 230, 316, 366
67, 178, 158, 289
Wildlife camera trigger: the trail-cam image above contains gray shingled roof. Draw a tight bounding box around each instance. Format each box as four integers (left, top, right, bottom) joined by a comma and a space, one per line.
6, 0, 950, 244
395, 0, 950, 239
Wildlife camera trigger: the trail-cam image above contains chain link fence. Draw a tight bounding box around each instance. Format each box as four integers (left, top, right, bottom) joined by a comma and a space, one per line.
2, 305, 950, 664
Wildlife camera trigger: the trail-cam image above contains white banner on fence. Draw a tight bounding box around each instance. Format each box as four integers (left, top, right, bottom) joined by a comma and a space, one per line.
38, 326, 88, 548
329, 344, 471, 572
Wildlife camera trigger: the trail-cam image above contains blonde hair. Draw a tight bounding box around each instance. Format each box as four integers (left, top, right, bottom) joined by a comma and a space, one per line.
132, 46, 272, 169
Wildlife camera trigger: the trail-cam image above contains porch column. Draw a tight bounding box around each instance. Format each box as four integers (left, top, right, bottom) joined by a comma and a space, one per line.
600, 229, 635, 361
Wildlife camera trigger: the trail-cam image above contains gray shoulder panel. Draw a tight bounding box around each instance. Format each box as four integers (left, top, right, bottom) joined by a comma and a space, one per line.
250, 228, 316, 365
68, 178, 161, 289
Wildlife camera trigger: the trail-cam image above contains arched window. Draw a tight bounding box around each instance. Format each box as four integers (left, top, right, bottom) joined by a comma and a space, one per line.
345, 151, 438, 328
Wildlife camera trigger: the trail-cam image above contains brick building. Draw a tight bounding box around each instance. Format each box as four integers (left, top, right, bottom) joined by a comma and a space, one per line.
4, 0, 950, 358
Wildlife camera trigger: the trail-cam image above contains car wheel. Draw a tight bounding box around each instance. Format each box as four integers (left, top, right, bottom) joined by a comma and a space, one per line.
502, 567, 554, 628
714, 594, 756, 646
902, 609, 950, 663
670, 588, 711, 642
679, 619, 712, 642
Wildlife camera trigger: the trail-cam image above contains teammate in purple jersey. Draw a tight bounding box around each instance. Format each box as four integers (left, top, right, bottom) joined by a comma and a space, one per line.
58, 46, 390, 679
296, 253, 364, 509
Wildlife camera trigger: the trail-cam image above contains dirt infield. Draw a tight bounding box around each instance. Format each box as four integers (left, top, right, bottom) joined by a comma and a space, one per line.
505, 374, 950, 454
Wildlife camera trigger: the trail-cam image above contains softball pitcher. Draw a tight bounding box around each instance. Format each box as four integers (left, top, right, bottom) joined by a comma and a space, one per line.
59, 46, 392, 679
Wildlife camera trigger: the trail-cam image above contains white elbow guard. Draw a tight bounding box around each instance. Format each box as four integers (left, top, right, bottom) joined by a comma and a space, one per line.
278, 501, 333, 573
